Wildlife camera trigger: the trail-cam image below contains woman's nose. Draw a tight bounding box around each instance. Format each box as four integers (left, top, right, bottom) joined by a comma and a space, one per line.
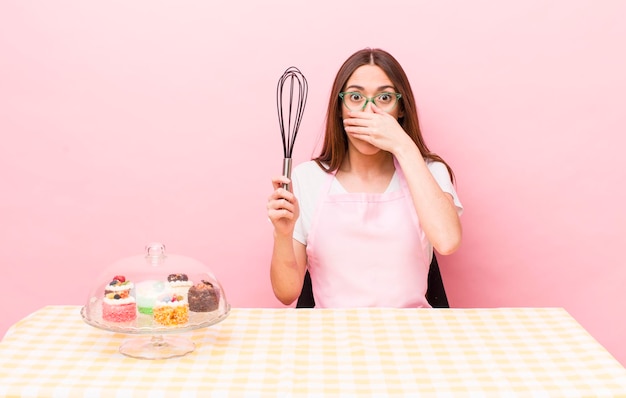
363, 100, 375, 112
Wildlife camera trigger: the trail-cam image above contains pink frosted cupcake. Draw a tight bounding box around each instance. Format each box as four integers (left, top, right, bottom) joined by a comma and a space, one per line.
102, 275, 136, 322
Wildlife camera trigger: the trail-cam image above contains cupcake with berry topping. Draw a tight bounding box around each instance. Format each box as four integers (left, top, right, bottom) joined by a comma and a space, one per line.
102, 275, 136, 322
153, 293, 189, 326
167, 273, 193, 300
104, 275, 133, 296
188, 280, 220, 312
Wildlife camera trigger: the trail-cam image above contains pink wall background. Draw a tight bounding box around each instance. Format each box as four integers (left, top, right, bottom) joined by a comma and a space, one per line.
2, 1, 625, 365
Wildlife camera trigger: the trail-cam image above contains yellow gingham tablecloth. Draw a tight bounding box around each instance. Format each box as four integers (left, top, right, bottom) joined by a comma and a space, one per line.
1, 306, 626, 397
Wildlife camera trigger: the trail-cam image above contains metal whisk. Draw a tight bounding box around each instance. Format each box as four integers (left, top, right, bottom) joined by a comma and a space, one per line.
276, 66, 308, 190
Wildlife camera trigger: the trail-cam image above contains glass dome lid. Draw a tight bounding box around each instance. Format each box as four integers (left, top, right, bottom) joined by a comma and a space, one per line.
81, 242, 230, 335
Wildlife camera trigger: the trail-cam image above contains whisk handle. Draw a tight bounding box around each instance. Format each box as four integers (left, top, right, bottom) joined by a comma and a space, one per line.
282, 157, 292, 190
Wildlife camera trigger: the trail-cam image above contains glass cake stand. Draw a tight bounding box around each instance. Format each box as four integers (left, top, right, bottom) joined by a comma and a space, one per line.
81, 242, 230, 359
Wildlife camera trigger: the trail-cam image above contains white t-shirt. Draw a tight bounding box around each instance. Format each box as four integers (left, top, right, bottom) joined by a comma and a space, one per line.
292, 160, 463, 245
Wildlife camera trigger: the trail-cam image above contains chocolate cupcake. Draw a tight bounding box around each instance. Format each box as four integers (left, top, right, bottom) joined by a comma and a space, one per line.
188, 280, 219, 312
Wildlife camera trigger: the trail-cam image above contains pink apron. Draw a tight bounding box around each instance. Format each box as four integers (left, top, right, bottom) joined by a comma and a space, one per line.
306, 159, 432, 308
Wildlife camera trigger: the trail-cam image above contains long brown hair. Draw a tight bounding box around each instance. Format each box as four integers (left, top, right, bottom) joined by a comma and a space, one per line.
314, 48, 455, 183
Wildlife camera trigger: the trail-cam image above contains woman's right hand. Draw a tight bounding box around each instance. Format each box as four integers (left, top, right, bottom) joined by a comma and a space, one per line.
267, 176, 300, 236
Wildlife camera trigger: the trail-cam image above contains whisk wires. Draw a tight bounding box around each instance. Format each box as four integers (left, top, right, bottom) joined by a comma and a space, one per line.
277, 66, 308, 159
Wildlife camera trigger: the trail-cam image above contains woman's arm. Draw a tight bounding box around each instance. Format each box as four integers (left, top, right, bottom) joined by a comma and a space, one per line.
270, 236, 307, 305
267, 176, 308, 305
394, 145, 462, 255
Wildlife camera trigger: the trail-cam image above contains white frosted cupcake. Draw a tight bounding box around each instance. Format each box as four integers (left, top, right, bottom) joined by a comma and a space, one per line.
104, 275, 134, 295
167, 274, 193, 300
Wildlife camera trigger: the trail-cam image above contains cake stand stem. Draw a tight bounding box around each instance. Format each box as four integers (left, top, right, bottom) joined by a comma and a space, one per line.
119, 334, 195, 359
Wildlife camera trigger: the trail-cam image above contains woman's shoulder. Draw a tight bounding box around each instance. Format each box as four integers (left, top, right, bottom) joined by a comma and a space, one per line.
293, 160, 328, 177
425, 159, 446, 171
425, 159, 452, 180
292, 160, 329, 196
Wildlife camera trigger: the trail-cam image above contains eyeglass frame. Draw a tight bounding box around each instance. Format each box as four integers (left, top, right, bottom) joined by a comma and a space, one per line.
338, 91, 402, 111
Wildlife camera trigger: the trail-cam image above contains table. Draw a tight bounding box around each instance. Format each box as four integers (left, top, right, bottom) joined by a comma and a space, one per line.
1, 306, 625, 397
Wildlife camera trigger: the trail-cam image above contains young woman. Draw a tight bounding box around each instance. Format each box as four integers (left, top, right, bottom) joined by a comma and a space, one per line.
267, 48, 463, 308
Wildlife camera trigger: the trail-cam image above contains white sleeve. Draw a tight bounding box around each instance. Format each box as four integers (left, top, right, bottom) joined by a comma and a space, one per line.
291, 161, 327, 245
292, 167, 307, 245
427, 161, 463, 216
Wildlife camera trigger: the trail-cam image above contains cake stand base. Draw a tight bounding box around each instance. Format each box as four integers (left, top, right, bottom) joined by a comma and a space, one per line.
120, 335, 195, 359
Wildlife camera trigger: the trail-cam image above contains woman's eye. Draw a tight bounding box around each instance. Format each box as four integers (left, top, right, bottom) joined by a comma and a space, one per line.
349, 93, 363, 101
378, 93, 392, 103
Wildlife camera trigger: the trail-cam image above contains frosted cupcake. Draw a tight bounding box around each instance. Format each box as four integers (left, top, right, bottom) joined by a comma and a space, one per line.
102, 275, 136, 322
167, 274, 193, 300
153, 293, 189, 326
135, 280, 168, 315
104, 275, 134, 296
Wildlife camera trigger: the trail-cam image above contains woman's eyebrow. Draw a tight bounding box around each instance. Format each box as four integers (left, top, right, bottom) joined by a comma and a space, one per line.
345, 85, 396, 91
